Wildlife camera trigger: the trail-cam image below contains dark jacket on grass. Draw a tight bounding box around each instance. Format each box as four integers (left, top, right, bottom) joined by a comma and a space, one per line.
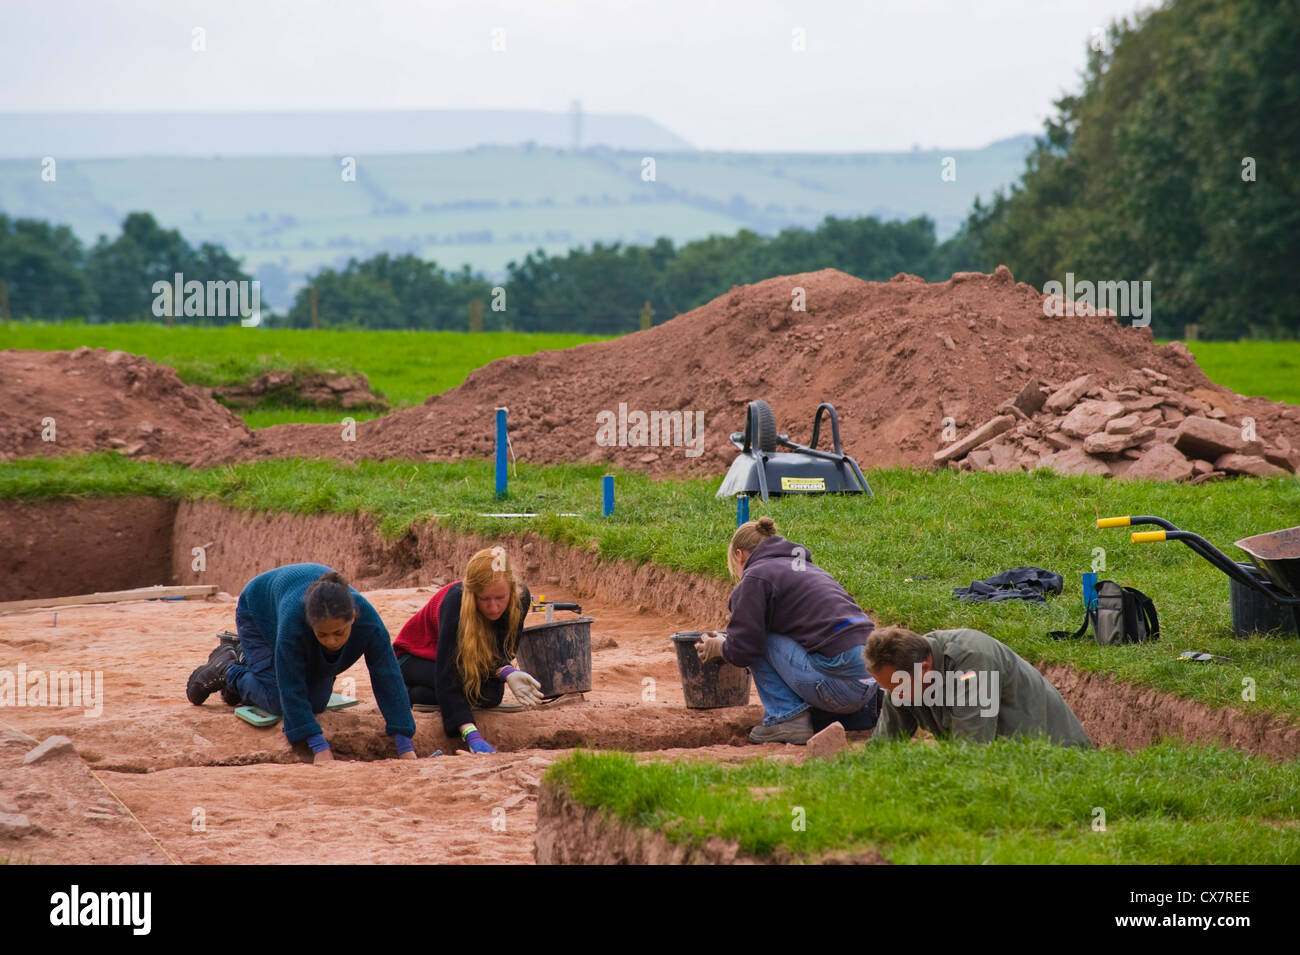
238, 562, 415, 743
721, 535, 874, 668
871, 628, 1091, 748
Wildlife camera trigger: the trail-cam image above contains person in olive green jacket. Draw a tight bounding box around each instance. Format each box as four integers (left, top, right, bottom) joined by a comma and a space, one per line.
864, 626, 1091, 748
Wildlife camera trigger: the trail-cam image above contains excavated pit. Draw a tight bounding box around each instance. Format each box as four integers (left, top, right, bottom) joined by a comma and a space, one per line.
5, 496, 1298, 756
0, 497, 780, 863
0, 497, 772, 763
3, 496, 1298, 864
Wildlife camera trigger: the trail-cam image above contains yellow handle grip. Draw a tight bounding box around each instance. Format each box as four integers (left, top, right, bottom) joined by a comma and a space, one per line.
1096, 516, 1131, 528
1131, 530, 1167, 543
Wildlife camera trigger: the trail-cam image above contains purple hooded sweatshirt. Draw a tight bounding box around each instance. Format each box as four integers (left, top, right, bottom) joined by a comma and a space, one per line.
721, 534, 874, 668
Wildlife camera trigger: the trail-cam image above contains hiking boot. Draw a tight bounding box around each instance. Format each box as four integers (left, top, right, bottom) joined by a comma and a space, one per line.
748, 710, 814, 744
220, 684, 243, 707
218, 631, 245, 665
186, 643, 239, 705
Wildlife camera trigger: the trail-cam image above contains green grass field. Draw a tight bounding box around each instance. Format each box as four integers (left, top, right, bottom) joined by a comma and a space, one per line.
546, 742, 1300, 863
1, 323, 609, 427
1174, 340, 1300, 405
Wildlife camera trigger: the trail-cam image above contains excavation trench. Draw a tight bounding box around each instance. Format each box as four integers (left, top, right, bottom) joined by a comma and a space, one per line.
0, 496, 774, 864
2, 496, 1298, 864
3, 496, 1298, 760
0, 496, 776, 772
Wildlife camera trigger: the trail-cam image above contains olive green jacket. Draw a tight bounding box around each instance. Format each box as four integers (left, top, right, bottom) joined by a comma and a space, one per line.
872, 628, 1091, 748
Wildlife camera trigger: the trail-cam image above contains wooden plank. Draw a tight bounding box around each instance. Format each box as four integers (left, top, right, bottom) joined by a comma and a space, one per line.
0, 585, 218, 614
932, 414, 1016, 465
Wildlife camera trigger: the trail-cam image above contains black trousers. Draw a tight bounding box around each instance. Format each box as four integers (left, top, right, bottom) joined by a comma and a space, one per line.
397, 653, 505, 708
810, 690, 882, 731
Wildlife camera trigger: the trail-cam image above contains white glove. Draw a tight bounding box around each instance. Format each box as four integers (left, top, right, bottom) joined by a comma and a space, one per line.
696, 632, 727, 664
506, 669, 544, 706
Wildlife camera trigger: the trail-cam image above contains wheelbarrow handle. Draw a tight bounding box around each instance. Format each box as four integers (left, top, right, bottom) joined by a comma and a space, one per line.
1098, 515, 1178, 530
1130, 530, 1167, 543
1132, 529, 1300, 605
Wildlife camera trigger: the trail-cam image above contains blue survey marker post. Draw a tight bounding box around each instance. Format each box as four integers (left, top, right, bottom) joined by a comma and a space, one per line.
494, 407, 508, 498
1082, 572, 1098, 610
736, 495, 749, 527
602, 475, 614, 516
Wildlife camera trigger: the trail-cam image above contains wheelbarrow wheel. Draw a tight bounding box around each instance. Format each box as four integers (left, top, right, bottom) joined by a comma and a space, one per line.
748, 399, 778, 453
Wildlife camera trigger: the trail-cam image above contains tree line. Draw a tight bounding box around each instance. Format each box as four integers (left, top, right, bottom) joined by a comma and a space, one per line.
960, 0, 1298, 339
0, 212, 250, 323
0, 209, 968, 332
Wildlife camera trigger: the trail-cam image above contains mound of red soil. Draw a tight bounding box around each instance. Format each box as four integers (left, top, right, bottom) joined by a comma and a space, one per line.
0, 347, 251, 466
210, 267, 1300, 477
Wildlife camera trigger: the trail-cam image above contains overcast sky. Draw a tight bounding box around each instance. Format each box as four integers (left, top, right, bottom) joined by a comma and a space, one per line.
0, 0, 1158, 152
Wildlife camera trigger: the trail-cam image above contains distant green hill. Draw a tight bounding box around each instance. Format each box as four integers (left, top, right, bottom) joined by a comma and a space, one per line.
0, 138, 1032, 303
0, 109, 696, 159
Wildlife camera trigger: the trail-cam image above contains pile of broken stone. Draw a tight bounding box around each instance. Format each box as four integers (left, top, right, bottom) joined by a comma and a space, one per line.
213, 369, 389, 411
935, 367, 1299, 482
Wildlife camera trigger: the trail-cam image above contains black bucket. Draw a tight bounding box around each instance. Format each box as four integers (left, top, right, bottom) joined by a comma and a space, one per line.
1229, 563, 1298, 638
516, 617, 594, 695
671, 631, 752, 709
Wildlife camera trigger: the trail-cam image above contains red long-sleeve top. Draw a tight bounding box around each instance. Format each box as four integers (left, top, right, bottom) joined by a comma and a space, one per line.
392, 581, 456, 660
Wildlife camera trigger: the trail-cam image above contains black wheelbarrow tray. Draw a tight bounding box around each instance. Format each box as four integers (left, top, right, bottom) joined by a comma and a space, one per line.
1097, 515, 1300, 637
717, 399, 872, 502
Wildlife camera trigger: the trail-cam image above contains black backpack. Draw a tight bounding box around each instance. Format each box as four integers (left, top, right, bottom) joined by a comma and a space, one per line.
1050, 580, 1160, 645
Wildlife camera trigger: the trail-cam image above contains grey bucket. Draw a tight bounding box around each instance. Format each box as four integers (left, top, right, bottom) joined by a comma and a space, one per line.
516, 617, 594, 696
671, 631, 752, 708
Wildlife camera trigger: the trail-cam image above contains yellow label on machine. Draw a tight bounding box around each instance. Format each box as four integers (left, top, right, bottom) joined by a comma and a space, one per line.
781, 476, 826, 491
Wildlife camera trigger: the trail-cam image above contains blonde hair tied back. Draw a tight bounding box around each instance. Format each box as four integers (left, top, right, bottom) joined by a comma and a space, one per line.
726, 515, 777, 579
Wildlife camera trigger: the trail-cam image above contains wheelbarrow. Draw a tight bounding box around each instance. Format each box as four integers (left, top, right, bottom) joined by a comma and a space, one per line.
717, 399, 872, 501
1097, 516, 1300, 638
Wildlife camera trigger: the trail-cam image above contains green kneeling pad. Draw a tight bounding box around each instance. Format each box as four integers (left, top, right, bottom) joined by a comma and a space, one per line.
235, 693, 358, 728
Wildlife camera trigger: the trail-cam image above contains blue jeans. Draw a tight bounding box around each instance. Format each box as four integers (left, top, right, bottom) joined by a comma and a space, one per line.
227, 604, 332, 716
749, 633, 878, 726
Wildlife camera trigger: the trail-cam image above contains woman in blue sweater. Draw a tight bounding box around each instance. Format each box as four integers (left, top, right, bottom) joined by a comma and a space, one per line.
186, 563, 416, 763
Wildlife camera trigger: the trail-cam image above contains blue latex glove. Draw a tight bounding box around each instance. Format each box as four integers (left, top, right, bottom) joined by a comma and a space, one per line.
464, 729, 496, 754
305, 733, 330, 754
393, 733, 414, 756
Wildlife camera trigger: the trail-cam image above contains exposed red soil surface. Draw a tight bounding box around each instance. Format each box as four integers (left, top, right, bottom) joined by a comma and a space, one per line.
0, 347, 250, 465
0, 585, 789, 864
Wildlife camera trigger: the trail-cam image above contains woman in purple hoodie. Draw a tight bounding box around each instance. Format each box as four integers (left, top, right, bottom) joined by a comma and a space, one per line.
697, 516, 879, 744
